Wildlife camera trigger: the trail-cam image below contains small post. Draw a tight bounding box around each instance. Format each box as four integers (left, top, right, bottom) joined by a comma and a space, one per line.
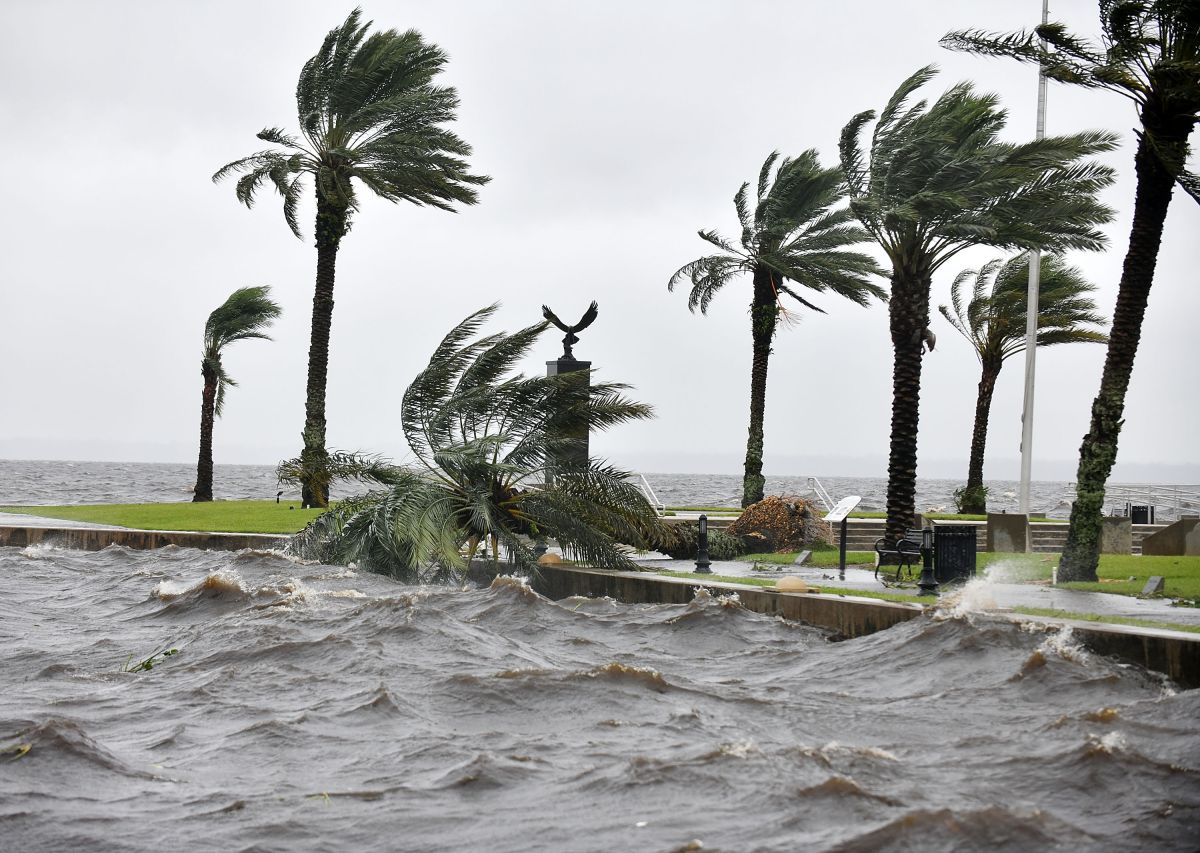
917, 526, 939, 596
694, 514, 712, 574
838, 516, 848, 580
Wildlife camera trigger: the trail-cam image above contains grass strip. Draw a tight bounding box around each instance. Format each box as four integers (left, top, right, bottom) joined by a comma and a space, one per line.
0, 500, 322, 535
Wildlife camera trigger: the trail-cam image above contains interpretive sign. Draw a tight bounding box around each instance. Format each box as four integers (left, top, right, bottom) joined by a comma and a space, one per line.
824, 496, 862, 524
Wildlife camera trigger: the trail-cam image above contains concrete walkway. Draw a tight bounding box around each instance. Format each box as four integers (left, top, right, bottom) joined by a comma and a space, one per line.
633, 555, 1200, 627
0, 511, 128, 529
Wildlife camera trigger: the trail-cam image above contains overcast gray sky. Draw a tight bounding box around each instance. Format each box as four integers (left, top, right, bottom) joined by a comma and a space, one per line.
1, 0, 1196, 482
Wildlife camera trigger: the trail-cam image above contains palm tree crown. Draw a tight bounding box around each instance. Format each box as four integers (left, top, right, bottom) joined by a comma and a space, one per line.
940, 253, 1107, 367
669, 150, 885, 507
840, 67, 1117, 545
669, 150, 885, 315
840, 66, 1118, 276
213, 8, 489, 239
203, 286, 283, 416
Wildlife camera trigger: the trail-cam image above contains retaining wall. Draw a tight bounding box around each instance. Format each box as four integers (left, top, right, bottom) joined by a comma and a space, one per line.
0, 525, 287, 552
534, 565, 1200, 689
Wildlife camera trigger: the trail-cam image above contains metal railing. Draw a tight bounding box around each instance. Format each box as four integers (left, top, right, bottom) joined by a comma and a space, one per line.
1058, 483, 1200, 522
806, 477, 835, 513
632, 473, 666, 516
1088, 483, 1200, 522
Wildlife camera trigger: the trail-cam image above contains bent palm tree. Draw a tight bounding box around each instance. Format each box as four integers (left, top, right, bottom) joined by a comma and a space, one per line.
939, 254, 1107, 513
214, 8, 489, 508
944, 1, 1200, 580
193, 286, 282, 502
290, 305, 665, 582
840, 67, 1116, 546
669, 150, 885, 508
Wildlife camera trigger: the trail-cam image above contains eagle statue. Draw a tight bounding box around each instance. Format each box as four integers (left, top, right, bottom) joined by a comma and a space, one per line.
542, 301, 598, 360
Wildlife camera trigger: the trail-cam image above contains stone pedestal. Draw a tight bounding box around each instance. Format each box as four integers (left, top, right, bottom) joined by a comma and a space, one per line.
1100, 516, 1133, 555
545, 359, 591, 479
987, 513, 1030, 553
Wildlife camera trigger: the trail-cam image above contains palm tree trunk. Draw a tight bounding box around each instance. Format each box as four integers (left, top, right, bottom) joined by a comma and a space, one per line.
884, 267, 931, 547
300, 193, 349, 508
193, 364, 218, 503
742, 266, 777, 508
1060, 125, 1189, 581
962, 362, 1000, 514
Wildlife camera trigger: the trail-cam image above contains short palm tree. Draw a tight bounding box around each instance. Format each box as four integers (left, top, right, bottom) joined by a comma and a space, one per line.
939, 253, 1107, 513
944, 1, 1200, 580
193, 286, 282, 502
214, 8, 489, 509
840, 67, 1117, 547
290, 305, 666, 582
669, 150, 886, 508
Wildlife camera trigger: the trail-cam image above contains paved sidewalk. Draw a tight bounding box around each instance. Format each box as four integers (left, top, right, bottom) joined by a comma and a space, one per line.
0, 511, 128, 530
633, 555, 1200, 627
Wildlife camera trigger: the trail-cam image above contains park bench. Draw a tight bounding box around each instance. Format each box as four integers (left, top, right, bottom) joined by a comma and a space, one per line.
873, 528, 928, 581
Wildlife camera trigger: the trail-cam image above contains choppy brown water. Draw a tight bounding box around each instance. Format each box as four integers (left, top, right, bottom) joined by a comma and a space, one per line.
2, 544, 1198, 851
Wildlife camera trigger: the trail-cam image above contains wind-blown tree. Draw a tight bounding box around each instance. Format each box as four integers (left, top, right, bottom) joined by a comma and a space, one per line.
939, 253, 1107, 513
944, 1, 1200, 581
669, 151, 886, 508
193, 286, 282, 502
214, 8, 489, 508
840, 67, 1117, 547
290, 305, 667, 582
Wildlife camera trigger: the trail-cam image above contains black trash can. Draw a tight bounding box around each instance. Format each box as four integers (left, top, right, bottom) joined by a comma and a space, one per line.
933, 525, 977, 584
1129, 504, 1154, 524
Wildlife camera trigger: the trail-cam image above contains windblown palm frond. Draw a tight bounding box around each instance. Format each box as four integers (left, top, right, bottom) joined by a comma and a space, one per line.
214, 8, 490, 236
202, 286, 282, 416
669, 150, 886, 313
943, 2, 1200, 202
938, 253, 1108, 365
288, 307, 664, 583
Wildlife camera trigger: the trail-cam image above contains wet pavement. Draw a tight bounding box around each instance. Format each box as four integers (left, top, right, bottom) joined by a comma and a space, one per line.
633, 555, 1200, 627
0, 511, 128, 529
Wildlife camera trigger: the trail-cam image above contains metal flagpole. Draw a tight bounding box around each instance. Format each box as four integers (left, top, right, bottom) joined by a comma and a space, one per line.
1019, 0, 1050, 518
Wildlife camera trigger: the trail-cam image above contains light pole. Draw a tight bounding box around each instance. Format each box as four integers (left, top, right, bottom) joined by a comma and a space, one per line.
1018, 0, 1050, 517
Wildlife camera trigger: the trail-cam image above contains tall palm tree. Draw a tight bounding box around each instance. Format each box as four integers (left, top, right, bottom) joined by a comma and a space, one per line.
944, 1, 1200, 580
290, 305, 666, 581
939, 253, 1107, 513
669, 150, 886, 508
193, 286, 282, 502
213, 8, 489, 508
840, 67, 1117, 547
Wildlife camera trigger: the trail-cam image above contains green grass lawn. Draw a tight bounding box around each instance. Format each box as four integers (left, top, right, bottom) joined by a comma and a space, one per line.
0, 501, 324, 535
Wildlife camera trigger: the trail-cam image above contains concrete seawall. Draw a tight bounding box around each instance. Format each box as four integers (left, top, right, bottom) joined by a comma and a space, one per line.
533, 565, 1200, 690
0, 524, 287, 552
